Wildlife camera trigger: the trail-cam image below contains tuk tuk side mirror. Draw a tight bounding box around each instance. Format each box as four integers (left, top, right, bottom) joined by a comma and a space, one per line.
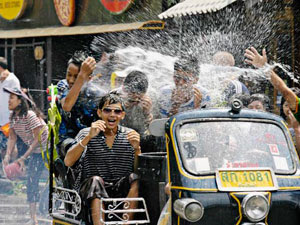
149, 118, 168, 137
230, 99, 243, 114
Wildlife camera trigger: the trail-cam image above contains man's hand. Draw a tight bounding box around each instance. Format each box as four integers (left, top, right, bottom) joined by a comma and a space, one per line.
140, 95, 152, 114
193, 87, 202, 108
171, 89, 185, 105
78, 57, 96, 81
244, 47, 267, 68
127, 130, 140, 150
89, 120, 106, 138
169, 89, 187, 116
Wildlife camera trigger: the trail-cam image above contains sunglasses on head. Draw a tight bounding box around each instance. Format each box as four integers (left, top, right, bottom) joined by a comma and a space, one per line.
102, 108, 123, 115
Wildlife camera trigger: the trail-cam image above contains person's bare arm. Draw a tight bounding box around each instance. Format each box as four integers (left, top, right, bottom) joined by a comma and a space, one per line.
64, 134, 91, 167
169, 89, 184, 116
245, 47, 298, 111
270, 71, 297, 111
287, 111, 300, 155
64, 120, 106, 167
62, 57, 96, 112
15, 126, 45, 168
140, 95, 153, 126
193, 87, 202, 108
294, 128, 300, 156
127, 130, 141, 172
20, 126, 43, 159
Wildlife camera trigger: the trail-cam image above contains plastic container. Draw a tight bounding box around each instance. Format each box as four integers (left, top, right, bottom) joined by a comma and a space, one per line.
4, 162, 25, 180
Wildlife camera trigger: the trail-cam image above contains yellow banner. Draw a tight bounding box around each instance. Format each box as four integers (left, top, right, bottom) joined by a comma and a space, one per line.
0, 0, 26, 20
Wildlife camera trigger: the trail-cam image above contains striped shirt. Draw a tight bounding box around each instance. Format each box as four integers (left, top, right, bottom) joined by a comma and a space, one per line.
72, 126, 135, 190
10, 110, 48, 152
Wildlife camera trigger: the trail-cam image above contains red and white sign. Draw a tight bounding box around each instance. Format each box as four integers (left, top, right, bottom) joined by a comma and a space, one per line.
53, 0, 75, 26
268, 144, 280, 155
100, 0, 133, 14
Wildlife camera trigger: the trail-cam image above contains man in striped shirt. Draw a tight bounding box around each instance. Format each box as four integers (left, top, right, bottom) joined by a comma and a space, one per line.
64, 93, 141, 225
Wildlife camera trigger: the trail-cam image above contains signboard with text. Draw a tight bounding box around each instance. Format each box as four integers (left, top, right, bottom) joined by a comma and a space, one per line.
0, 0, 28, 20
53, 0, 75, 26
100, 0, 133, 14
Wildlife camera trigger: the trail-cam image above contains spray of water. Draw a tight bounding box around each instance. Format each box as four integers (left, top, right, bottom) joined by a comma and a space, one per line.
79, 0, 298, 115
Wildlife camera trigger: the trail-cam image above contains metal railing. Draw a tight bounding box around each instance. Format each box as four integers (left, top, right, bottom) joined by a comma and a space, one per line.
100, 198, 150, 225
51, 186, 82, 224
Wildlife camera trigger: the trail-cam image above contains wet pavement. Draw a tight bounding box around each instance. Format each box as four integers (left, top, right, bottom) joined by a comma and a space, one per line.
0, 163, 52, 225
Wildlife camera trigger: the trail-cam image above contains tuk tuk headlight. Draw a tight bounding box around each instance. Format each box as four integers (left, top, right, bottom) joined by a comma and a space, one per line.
242, 193, 269, 222
173, 198, 204, 222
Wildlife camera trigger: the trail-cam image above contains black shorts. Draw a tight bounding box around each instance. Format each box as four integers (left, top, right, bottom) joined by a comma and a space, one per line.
79, 173, 139, 201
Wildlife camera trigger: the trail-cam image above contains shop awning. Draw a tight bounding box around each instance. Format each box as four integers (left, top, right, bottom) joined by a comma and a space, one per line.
0, 20, 164, 39
159, 0, 238, 19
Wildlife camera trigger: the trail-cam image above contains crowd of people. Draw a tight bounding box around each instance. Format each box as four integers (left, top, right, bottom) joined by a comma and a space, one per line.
1, 46, 300, 225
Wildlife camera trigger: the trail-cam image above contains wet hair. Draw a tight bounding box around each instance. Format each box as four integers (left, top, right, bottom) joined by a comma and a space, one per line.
67, 51, 88, 68
212, 51, 235, 66
0, 57, 8, 70
174, 57, 199, 77
249, 93, 270, 111
90, 36, 114, 61
280, 87, 300, 120
123, 70, 148, 94
98, 92, 125, 111
11, 92, 44, 119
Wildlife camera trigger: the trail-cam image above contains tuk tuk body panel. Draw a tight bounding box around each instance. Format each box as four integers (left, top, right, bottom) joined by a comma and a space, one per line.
171, 191, 238, 225
171, 190, 300, 225
165, 108, 300, 225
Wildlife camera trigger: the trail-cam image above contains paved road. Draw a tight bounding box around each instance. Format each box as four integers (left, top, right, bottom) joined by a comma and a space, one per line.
0, 162, 52, 224
0, 191, 52, 224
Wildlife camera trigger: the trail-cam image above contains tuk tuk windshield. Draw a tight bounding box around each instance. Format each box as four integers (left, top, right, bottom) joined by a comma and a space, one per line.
177, 121, 294, 174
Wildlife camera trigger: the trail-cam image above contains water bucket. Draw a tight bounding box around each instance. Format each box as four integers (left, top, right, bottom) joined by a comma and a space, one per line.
3, 162, 25, 180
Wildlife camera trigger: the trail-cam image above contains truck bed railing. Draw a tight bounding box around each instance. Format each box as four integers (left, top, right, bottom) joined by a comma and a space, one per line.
51, 186, 82, 222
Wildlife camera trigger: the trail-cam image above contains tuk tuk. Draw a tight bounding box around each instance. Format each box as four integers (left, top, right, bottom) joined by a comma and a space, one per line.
50, 99, 300, 225
150, 100, 300, 225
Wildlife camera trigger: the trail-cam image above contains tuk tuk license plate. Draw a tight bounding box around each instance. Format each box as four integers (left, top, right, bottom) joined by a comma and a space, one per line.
216, 168, 278, 191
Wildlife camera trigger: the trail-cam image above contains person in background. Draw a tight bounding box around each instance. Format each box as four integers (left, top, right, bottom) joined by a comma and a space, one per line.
110, 67, 135, 90
228, 93, 250, 108
0, 57, 20, 161
248, 93, 270, 112
113, 70, 153, 137
2, 87, 48, 225
193, 65, 211, 108
280, 87, 300, 155
244, 47, 300, 122
56, 51, 101, 152
159, 58, 203, 117
64, 93, 140, 225
212, 51, 250, 103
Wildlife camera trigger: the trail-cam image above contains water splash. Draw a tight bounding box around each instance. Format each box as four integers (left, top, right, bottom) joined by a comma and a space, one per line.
82, 0, 295, 113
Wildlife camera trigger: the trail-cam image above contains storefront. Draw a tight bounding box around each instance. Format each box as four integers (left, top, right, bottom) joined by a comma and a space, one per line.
0, 0, 298, 112
0, 0, 166, 111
